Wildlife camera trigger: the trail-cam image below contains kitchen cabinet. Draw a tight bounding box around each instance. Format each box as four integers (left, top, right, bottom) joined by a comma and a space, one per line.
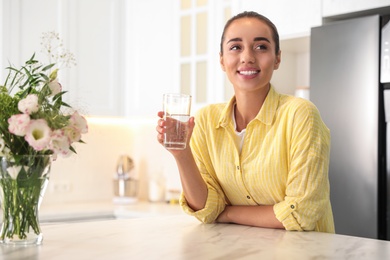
0, 0, 124, 117
0, 0, 176, 118
236, 0, 322, 39
0, 0, 322, 117
4, 0, 388, 118
322, 0, 390, 18
177, 0, 235, 111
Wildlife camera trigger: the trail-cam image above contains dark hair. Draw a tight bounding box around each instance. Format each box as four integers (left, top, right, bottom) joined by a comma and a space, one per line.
220, 11, 280, 55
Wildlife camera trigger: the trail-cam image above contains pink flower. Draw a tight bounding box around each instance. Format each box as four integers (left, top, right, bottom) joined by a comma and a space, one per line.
49, 129, 71, 157
8, 114, 31, 136
24, 119, 52, 151
18, 94, 39, 114
69, 111, 88, 134
48, 79, 62, 96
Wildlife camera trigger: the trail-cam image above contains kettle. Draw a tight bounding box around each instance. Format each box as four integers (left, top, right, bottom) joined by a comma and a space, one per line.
113, 155, 138, 203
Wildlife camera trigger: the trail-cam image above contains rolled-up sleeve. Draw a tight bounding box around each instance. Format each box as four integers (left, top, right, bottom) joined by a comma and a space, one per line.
180, 183, 226, 223
274, 101, 331, 231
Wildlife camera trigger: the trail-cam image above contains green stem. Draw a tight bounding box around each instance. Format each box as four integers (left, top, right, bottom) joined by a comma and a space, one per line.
0, 155, 51, 242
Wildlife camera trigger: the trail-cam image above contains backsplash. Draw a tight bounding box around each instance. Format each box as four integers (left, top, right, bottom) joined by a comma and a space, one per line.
42, 117, 181, 206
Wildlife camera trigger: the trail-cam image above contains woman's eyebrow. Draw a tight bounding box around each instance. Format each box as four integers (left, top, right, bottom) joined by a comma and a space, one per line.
226, 37, 270, 44
254, 37, 270, 43
226, 37, 242, 44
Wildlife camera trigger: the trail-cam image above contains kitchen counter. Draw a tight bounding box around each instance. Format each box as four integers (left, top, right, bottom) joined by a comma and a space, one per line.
2, 215, 390, 259
39, 200, 184, 222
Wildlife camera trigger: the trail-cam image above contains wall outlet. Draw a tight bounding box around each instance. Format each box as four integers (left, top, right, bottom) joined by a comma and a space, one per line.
50, 181, 72, 193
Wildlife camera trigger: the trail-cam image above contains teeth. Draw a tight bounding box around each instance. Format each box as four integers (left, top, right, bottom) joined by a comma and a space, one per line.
239, 70, 258, 75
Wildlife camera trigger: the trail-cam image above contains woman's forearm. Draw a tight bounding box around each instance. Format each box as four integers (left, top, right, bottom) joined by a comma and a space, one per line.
174, 149, 208, 211
216, 205, 284, 229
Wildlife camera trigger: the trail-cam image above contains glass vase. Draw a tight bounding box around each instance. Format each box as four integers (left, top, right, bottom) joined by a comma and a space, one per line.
0, 155, 51, 245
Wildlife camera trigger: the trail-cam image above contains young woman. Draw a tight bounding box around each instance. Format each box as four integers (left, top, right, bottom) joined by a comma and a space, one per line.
156, 11, 334, 233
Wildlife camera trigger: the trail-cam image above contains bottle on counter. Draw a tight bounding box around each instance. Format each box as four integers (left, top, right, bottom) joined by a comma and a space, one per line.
148, 172, 166, 203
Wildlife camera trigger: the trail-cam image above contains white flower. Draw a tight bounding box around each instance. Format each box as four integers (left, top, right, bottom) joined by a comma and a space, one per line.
0, 147, 10, 156
49, 129, 71, 157
63, 125, 81, 143
8, 114, 31, 136
18, 94, 39, 114
0, 137, 10, 156
48, 79, 62, 96
24, 119, 52, 151
69, 111, 88, 134
6, 166, 23, 179
0, 137, 5, 151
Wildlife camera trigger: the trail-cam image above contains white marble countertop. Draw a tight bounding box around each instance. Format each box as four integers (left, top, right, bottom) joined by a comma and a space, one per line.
39, 200, 184, 222
2, 215, 390, 259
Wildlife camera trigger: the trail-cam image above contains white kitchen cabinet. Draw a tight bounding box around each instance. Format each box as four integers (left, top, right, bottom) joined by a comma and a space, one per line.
322, 0, 390, 18
235, 0, 322, 39
6, 0, 388, 118
177, 0, 234, 112
0, 0, 176, 118
0, 0, 124, 117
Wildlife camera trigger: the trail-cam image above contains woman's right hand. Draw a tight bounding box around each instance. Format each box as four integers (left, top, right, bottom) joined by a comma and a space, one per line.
156, 111, 207, 211
156, 111, 195, 156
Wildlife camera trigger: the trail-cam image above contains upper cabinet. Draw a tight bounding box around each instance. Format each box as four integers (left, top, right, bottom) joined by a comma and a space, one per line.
178, 0, 234, 111
3, 0, 389, 117
322, 0, 390, 18
236, 0, 322, 39
0, 0, 176, 118
0, 0, 127, 117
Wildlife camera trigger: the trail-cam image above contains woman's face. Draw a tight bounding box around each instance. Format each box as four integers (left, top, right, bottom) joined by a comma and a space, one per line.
220, 17, 281, 95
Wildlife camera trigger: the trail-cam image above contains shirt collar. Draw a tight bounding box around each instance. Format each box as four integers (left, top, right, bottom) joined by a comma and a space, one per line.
217, 85, 279, 128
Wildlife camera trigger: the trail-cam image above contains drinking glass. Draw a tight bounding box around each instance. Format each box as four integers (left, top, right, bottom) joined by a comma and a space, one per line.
162, 93, 191, 150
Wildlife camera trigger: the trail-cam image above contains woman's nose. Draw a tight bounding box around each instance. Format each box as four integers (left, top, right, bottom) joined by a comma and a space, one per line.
241, 48, 255, 63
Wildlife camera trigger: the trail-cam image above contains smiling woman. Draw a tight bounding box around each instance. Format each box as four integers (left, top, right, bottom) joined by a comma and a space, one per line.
156, 11, 334, 233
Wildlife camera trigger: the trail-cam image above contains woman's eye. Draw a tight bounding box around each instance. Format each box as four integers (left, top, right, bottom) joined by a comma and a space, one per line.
256, 44, 268, 50
229, 45, 241, 51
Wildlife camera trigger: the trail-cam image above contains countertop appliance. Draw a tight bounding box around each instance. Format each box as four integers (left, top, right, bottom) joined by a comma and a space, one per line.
113, 155, 138, 204
310, 14, 389, 240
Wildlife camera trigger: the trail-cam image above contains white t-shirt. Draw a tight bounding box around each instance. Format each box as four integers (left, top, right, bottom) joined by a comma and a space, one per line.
232, 104, 246, 153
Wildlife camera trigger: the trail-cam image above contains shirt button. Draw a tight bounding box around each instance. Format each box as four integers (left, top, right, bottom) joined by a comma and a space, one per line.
246, 196, 251, 199
237, 166, 240, 170
290, 205, 295, 209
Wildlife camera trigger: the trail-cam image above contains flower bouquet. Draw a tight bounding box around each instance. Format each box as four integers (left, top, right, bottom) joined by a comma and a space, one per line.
0, 32, 88, 245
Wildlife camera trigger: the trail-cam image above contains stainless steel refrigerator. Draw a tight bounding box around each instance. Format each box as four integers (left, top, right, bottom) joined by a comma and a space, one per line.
310, 14, 389, 240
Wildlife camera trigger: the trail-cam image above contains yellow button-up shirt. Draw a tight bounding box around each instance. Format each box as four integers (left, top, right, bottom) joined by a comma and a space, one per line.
180, 86, 335, 233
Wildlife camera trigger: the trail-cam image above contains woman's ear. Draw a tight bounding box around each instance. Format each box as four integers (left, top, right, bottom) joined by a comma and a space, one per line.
220, 52, 226, 72
274, 50, 281, 70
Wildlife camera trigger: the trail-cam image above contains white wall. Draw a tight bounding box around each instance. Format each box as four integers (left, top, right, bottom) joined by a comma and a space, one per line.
44, 117, 181, 205
272, 37, 311, 96
124, 0, 176, 118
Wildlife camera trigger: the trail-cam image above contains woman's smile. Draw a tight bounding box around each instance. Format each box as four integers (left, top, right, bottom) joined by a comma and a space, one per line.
238, 69, 260, 76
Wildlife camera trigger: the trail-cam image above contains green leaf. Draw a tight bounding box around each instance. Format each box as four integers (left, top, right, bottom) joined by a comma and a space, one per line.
69, 145, 77, 154
42, 64, 55, 71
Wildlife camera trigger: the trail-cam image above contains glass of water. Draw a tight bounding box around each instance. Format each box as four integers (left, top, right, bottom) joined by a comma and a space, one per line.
162, 93, 192, 150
